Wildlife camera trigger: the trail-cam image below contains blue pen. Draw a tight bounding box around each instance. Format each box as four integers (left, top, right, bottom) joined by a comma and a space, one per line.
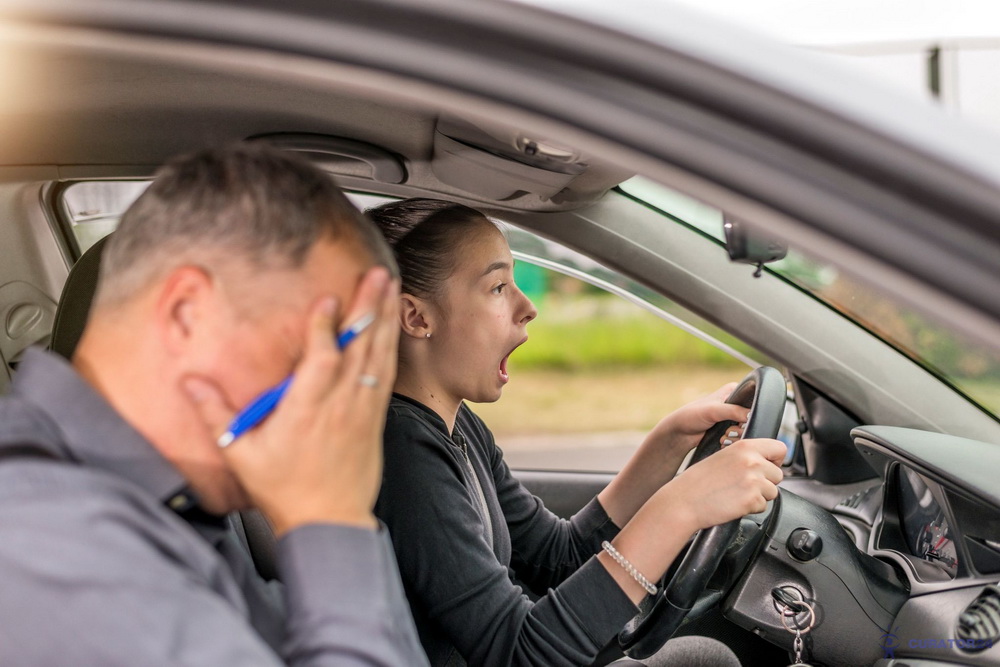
216, 312, 376, 448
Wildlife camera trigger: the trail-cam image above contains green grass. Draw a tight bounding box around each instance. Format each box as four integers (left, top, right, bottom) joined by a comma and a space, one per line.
512, 309, 746, 371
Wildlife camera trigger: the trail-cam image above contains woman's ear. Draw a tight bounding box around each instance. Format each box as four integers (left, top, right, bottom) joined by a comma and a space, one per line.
399, 293, 432, 339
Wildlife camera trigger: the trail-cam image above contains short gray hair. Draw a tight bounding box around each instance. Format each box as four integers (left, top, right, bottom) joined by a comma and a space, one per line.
95, 142, 394, 306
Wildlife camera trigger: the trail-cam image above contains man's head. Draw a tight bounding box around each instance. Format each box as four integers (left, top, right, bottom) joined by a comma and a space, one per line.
95, 143, 391, 308
76, 143, 393, 513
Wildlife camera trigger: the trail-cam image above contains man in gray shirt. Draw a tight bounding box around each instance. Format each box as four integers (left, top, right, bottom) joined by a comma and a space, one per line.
0, 144, 428, 665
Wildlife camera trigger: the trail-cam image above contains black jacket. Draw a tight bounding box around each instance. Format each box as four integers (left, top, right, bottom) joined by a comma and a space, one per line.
375, 394, 638, 667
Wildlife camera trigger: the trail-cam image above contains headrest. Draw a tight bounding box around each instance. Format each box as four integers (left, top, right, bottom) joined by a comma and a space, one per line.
50, 234, 111, 360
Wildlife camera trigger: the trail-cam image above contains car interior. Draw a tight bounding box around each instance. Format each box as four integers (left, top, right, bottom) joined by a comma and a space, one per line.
3, 5, 1000, 666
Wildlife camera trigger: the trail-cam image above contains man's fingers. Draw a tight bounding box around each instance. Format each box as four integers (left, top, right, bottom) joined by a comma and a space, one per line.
360, 277, 401, 392
336, 267, 391, 383
340, 267, 391, 332
287, 295, 344, 405
181, 375, 237, 443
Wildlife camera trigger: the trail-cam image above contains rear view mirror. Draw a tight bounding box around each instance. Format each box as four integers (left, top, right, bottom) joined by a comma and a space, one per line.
723, 218, 787, 277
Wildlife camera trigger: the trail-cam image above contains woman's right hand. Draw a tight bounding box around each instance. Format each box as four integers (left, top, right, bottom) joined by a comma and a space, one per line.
599, 437, 785, 604
659, 438, 785, 533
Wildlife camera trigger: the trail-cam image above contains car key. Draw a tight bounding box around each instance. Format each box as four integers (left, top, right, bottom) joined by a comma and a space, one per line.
775, 592, 815, 666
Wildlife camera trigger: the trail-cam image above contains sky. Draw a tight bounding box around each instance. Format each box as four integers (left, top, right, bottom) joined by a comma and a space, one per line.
665, 0, 1000, 46
518, 0, 1000, 47
661, 0, 1000, 132
516, 0, 1000, 131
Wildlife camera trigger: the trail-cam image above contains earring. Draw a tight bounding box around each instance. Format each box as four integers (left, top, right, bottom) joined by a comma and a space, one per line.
425, 332, 432, 339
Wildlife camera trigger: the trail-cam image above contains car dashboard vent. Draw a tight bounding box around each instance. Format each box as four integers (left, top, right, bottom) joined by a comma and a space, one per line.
833, 483, 880, 523
956, 585, 1000, 652
840, 490, 865, 509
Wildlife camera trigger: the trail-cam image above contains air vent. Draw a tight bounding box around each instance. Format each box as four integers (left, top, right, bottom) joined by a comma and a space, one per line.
839, 490, 865, 510
833, 484, 880, 523
956, 585, 1000, 652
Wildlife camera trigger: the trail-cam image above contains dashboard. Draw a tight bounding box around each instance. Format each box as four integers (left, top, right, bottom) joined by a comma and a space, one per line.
855, 431, 1000, 591
849, 426, 1000, 665
896, 466, 959, 577
719, 424, 1000, 666
722, 426, 1000, 667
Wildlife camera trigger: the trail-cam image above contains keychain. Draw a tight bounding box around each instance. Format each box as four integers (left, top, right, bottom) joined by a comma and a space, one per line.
771, 587, 816, 666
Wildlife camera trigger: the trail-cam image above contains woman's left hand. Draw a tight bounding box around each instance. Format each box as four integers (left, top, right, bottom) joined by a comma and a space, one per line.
641, 383, 750, 459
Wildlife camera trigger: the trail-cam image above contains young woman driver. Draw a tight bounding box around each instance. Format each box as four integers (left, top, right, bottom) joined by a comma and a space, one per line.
368, 199, 785, 667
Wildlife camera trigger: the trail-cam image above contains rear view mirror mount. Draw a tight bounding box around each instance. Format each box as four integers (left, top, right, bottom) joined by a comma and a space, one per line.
723, 218, 788, 277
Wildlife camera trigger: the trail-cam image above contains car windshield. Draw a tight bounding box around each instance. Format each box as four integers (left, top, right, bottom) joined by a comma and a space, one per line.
621, 176, 1000, 421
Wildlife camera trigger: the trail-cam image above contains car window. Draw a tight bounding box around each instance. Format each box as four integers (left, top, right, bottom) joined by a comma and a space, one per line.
620, 176, 1000, 423
62, 181, 150, 254
61, 182, 393, 254
474, 224, 795, 472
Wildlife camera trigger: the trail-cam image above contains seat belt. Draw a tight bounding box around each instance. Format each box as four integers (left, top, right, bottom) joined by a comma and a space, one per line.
238, 509, 280, 582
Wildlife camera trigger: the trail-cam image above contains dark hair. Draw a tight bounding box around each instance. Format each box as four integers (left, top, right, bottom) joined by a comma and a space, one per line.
97, 142, 395, 305
365, 198, 494, 298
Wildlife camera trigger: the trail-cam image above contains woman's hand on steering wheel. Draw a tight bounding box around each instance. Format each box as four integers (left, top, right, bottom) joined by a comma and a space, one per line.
600, 383, 758, 529
616, 366, 790, 660
641, 383, 748, 458
658, 438, 786, 532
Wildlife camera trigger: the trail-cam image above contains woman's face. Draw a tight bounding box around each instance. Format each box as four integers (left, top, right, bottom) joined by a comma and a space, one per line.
427, 222, 537, 405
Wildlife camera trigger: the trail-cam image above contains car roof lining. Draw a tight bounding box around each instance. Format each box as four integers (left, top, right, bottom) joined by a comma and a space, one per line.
0, 25, 631, 211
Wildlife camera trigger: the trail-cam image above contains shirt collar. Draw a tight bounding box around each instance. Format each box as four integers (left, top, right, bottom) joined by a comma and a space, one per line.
12, 347, 194, 507
391, 393, 449, 434
390, 392, 472, 439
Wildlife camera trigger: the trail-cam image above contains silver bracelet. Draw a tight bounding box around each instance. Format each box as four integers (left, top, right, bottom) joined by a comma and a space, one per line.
601, 540, 658, 596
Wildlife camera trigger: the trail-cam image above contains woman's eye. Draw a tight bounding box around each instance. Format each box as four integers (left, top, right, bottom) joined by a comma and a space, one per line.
492, 283, 507, 295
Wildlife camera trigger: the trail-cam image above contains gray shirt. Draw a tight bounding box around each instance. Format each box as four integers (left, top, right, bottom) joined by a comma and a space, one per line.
0, 347, 428, 666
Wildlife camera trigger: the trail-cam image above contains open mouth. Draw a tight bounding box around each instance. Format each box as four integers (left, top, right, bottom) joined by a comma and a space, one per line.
499, 337, 528, 383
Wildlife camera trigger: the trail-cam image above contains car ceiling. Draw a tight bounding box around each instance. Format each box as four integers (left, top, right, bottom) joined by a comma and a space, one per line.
0, 38, 631, 212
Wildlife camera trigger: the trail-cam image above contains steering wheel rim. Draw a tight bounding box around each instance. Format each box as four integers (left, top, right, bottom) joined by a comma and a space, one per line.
618, 366, 786, 660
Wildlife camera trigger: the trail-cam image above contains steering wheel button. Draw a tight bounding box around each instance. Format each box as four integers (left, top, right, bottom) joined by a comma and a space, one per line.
787, 528, 823, 561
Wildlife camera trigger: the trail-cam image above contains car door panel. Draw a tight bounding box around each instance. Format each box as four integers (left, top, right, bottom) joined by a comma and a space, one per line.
512, 469, 612, 520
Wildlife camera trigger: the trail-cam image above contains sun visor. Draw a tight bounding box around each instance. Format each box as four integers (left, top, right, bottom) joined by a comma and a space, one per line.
431, 117, 588, 200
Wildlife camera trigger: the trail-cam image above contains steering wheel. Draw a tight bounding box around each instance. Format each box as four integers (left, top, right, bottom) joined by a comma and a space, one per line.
618, 366, 786, 660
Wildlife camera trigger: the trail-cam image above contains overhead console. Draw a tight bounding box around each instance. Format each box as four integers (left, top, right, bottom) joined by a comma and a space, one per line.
431, 116, 632, 205
248, 133, 408, 184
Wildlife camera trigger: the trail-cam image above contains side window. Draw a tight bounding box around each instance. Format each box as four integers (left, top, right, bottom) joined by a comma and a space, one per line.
60, 183, 387, 254
62, 181, 150, 253
474, 226, 793, 473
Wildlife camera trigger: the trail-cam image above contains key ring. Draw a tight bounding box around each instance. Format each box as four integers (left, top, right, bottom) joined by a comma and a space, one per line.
780, 599, 816, 635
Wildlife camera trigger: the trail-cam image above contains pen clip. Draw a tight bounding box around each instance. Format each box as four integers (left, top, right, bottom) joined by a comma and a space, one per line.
336, 311, 375, 349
